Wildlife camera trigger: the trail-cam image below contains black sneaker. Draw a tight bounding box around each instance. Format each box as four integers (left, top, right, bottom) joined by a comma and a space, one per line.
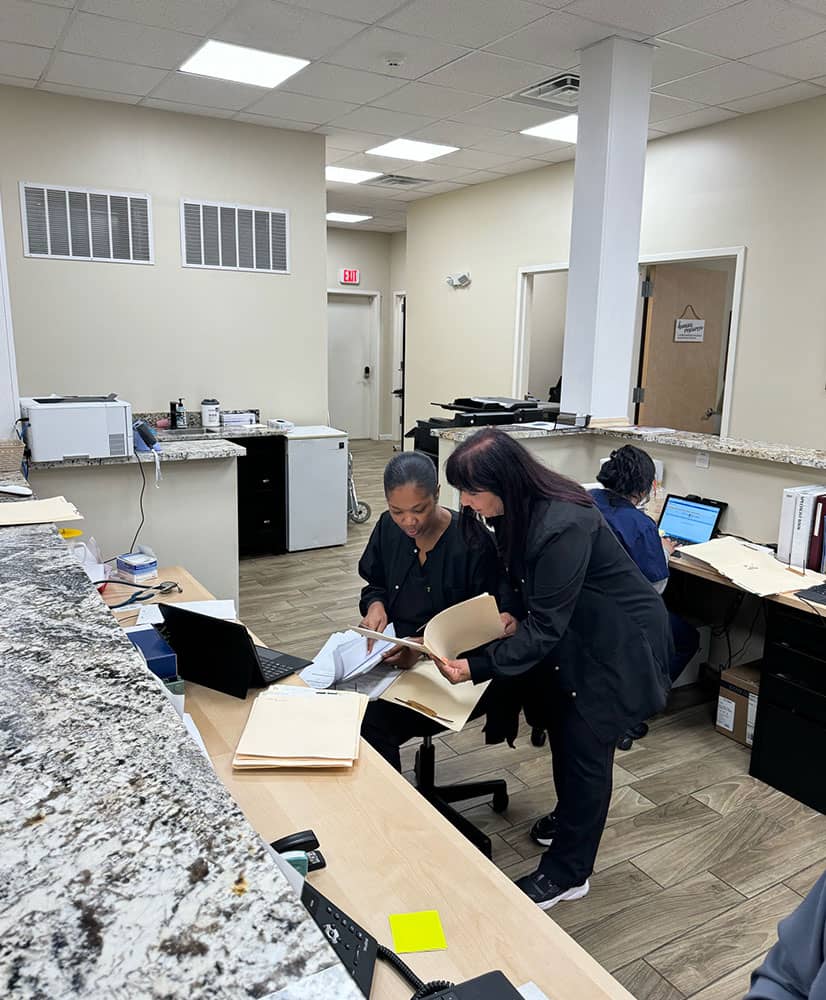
515, 871, 590, 910
617, 732, 635, 751
629, 722, 649, 739
529, 812, 557, 847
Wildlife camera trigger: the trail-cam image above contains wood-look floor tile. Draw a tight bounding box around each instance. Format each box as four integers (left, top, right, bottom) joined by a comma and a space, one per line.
646, 883, 799, 994
692, 774, 821, 828
632, 807, 785, 889
711, 813, 826, 897
688, 957, 765, 1000
613, 959, 684, 1000
630, 743, 750, 806
573, 872, 744, 973
432, 740, 549, 786
594, 796, 720, 873
502, 855, 540, 881
550, 862, 664, 936
507, 753, 637, 789
399, 736, 456, 773
618, 725, 733, 780
784, 861, 826, 898
489, 833, 523, 870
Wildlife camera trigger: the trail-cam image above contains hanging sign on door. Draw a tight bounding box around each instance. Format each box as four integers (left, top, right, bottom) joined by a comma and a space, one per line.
674, 318, 705, 342
339, 268, 360, 285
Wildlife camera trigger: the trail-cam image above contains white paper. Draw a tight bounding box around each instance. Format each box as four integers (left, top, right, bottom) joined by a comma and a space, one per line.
716, 696, 735, 732
518, 984, 551, 1000
747, 692, 758, 746
300, 624, 397, 691
135, 599, 236, 625
336, 661, 400, 700
675, 318, 705, 342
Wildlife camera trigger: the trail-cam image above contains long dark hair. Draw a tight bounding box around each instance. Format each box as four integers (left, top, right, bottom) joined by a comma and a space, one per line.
597, 445, 655, 499
445, 427, 592, 569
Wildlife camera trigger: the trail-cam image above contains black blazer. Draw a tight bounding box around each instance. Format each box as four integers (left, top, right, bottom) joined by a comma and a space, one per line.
468, 498, 673, 743
359, 510, 510, 632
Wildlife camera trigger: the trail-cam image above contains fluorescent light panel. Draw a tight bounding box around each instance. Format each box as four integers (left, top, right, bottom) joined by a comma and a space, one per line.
326, 166, 383, 184
521, 114, 578, 143
180, 40, 309, 89
366, 138, 458, 162
326, 212, 372, 223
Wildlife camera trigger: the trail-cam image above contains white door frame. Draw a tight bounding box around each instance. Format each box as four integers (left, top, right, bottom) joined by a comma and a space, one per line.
512, 245, 746, 437
388, 290, 406, 443
327, 288, 381, 440
0, 196, 21, 439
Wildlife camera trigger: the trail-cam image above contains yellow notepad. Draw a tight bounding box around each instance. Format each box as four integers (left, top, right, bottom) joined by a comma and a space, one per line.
389, 910, 447, 954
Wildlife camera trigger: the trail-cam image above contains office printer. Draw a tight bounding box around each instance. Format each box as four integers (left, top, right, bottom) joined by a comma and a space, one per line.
20, 394, 134, 462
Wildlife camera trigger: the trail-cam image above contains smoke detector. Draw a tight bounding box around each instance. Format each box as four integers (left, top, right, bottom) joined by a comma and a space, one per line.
383, 53, 406, 69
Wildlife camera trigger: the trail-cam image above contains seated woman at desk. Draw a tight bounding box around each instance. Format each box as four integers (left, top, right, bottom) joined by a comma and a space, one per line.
435, 428, 673, 910
358, 451, 514, 771
592, 446, 700, 749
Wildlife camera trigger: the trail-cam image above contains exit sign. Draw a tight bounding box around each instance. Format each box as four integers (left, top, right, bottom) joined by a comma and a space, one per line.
339, 268, 360, 285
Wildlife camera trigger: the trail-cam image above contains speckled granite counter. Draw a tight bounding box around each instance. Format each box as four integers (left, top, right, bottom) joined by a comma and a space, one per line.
30, 438, 246, 471
0, 515, 360, 999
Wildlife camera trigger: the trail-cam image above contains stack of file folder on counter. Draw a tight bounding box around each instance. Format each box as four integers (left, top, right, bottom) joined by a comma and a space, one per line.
233, 687, 368, 770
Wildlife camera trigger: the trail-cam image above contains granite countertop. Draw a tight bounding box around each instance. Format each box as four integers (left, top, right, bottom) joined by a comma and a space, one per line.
0, 518, 360, 999
30, 439, 246, 471
434, 423, 826, 471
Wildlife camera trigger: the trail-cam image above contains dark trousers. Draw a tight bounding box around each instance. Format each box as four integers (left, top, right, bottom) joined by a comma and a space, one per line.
361, 700, 444, 771
669, 612, 700, 682
539, 695, 616, 888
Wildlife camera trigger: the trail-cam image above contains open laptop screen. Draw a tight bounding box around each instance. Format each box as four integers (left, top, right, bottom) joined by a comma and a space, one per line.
658, 495, 722, 545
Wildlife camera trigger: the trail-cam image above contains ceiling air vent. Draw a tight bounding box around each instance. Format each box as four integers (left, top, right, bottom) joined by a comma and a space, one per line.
509, 73, 580, 113
367, 175, 426, 188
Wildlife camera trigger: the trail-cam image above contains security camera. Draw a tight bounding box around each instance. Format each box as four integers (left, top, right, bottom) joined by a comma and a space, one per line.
446, 272, 471, 288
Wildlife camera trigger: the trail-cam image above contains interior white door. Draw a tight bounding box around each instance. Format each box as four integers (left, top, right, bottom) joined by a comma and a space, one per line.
327, 294, 372, 440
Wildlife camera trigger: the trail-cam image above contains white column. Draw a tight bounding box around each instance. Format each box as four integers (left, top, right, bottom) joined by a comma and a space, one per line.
561, 37, 654, 421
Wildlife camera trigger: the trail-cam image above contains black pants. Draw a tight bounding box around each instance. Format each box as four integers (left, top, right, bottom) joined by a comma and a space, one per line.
669, 611, 700, 682
539, 695, 616, 888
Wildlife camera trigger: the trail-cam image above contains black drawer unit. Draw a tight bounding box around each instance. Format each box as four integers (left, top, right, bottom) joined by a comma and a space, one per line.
235, 435, 287, 556
750, 602, 826, 813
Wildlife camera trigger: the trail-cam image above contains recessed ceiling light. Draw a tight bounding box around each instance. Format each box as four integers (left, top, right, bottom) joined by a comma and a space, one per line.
325, 166, 383, 184
180, 40, 309, 89
366, 139, 458, 162
521, 114, 578, 144
326, 212, 373, 223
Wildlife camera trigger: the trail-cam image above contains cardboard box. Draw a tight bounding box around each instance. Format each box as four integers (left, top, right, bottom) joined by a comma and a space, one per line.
716, 662, 761, 747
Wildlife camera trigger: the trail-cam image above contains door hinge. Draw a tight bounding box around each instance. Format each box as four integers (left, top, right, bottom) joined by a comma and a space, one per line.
640, 279, 653, 298
632, 387, 646, 403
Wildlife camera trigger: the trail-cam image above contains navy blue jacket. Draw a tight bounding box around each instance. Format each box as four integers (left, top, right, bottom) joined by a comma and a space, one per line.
590, 488, 668, 586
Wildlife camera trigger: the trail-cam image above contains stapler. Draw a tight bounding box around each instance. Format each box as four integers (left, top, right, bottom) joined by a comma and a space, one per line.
270, 829, 326, 874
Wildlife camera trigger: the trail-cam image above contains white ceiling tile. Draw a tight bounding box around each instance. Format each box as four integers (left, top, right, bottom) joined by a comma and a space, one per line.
314, 126, 391, 149
469, 130, 572, 155
654, 105, 739, 132
492, 157, 549, 174
393, 187, 437, 200
722, 80, 825, 112
284, 62, 403, 103
370, 81, 486, 116
37, 81, 141, 103
149, 71, 269, 109
214, 1, 364, 60
461, 169, 508, 183
451, 96, 565, 130
0, 0, 70, 48
405, 120, 509, 146
421, 51, 557, 96
326, 104, 436, 135
288, 0, 409, 23
486, 10, 644, 68
744, 32, 826, 79
0, 73, 36, 87
659, 0, 826, 60
648, 92, 705, 121
338, 151, 417, 171
0, 39, 50, 78
60, 13, 201, 70
402, 161, 473, 180
438, 147, 517, 168
651, 42, 728, 87
323, 27, 469, 79
243, 90, 358, 123
648, 127, 668, 138
232, 111, 319, 128
29, 0, 74, 7
529, 145, 576, 162
656, 61, 793, 103
143, 97, 236, 117
792, 0, 826, 14
417, 180, 467, 193
45, 52, 169, 96
564, 0, 741, 36
80, 0, 236, 35
325, 145, 358, 162
383, 0, 548, 48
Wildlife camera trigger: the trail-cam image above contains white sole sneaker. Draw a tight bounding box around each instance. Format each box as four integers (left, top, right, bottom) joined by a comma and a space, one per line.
538, 879, 590, 911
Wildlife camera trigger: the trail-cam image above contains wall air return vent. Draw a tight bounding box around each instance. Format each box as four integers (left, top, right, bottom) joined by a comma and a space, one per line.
20, 182, 153, 264
181, 199, 289, 274
509, 73, 580, 113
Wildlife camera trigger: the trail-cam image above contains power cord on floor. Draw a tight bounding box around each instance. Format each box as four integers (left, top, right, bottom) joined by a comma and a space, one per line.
376, 944, 453, 999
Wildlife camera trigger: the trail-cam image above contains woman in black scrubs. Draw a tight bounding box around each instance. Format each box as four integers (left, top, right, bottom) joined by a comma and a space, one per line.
436, 428, 673, 910
358, 450, 515, 771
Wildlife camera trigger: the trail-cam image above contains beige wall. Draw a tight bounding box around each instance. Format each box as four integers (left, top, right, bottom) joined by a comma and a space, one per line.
390, 231, 406, 293
0, 86, 327, 424
407, 94, 826, 450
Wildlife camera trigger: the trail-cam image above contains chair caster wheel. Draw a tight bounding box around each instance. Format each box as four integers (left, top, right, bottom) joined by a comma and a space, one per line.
530, 727, 547, 747
492, 791, 509, 813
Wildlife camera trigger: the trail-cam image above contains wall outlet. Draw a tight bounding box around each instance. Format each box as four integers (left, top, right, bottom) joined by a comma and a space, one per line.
696, 451, 710, 469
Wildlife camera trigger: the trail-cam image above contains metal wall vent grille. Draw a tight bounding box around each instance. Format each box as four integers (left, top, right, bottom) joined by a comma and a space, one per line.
181, 199, 290, 274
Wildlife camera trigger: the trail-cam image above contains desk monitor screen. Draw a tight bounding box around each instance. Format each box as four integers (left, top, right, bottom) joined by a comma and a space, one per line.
658, 495, 723, 545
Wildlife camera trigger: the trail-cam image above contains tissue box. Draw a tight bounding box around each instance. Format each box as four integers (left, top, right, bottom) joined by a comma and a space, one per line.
117, 552, 158, 584
126, 625, 177, 679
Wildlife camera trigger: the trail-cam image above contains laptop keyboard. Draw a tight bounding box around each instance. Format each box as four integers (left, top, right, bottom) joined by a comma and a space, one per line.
255, 646, 300, 683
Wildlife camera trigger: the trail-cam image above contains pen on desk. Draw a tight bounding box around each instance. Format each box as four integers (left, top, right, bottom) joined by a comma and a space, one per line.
393, 698, 453, 725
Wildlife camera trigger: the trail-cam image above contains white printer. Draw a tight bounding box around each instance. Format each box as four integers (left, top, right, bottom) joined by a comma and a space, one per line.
20, 395, 134, 462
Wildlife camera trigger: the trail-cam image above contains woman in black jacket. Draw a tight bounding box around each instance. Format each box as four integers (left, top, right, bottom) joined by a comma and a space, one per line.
436, 427, 673, 910
358, 450, 515, 771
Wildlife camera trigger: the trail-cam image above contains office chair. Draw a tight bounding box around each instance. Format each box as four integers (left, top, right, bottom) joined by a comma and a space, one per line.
413, 734, 509, 859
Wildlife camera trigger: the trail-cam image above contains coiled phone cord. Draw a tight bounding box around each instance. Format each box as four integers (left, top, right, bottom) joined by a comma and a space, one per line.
376, 943, 453, 999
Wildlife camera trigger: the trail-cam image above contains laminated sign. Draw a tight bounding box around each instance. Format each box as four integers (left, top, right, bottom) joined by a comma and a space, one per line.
675, 318, 705, 342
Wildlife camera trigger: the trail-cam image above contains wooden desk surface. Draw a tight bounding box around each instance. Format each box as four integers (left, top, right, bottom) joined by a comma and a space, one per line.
107, 567, 633, 1000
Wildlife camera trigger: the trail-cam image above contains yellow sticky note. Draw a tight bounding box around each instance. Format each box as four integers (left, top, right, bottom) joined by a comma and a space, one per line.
388, 910, 447, 954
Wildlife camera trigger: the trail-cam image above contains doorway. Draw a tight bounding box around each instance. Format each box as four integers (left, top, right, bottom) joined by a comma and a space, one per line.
391, 292, 406, 448
327, 291, 380, 440
526, 271, 567, 401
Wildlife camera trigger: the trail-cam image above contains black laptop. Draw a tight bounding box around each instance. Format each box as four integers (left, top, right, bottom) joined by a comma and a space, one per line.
157, 603, 311, 700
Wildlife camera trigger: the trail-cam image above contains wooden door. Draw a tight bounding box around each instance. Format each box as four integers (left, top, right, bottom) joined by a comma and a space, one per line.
637, 263, 730, 432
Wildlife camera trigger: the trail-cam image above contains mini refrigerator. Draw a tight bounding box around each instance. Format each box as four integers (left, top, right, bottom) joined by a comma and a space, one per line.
285, 426, 348, 551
